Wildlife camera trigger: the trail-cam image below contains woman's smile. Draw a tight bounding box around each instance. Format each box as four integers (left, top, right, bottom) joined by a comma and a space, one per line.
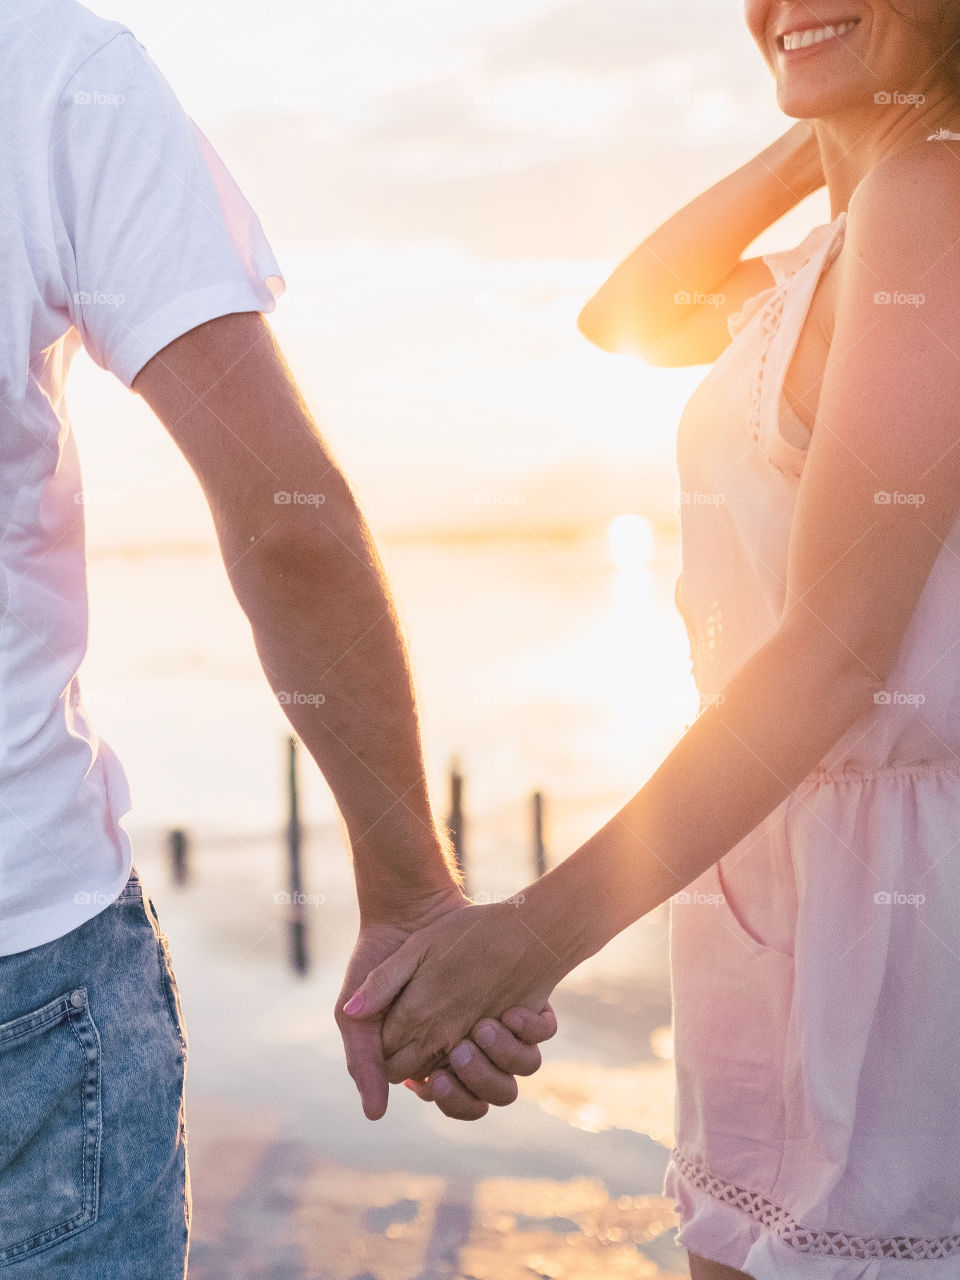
776, 15, 861, 58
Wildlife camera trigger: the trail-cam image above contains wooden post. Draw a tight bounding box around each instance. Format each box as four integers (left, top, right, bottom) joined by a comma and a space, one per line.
169, 828, 189, 887
448, 761, 468, 895
532, 791, 548, 879
286, 736, 309, 975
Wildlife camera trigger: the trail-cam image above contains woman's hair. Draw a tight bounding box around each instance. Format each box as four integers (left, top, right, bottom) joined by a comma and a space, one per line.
890, 1, 960, 95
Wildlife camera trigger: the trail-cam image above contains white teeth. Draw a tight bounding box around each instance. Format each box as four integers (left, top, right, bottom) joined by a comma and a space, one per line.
781, 19, 857, 51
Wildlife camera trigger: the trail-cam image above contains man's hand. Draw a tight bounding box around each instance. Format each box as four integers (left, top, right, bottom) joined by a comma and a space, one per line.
403, 1005, 557, 1121
334, 889, 557, 1120
343, 897, 567, 1085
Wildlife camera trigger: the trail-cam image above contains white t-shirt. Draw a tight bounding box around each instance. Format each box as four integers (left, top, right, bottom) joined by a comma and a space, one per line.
0, 0, 286, 954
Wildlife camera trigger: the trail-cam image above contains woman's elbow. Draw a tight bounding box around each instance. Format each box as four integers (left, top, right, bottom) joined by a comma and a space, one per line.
576, 295, 619, 352
577, 291, 651, 356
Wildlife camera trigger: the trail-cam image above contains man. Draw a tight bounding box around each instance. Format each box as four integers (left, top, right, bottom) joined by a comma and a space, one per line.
0, 1, 554, 1274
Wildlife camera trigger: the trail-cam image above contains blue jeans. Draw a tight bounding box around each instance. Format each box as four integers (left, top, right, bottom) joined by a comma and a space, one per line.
0, 864, 190, 1276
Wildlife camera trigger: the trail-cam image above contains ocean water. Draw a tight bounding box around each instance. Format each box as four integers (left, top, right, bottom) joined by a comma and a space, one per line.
81, 531, 696, 882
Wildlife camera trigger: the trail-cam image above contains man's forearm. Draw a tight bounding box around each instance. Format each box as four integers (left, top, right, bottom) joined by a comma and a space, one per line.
520, 623, 883, 969
227, 466, 458, 917
131, 312, 456, 919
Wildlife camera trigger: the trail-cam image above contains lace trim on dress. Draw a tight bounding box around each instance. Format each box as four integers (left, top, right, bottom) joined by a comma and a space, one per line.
671, 1148, 960, 1260
746, 224, 845, 481
748, 286, 787, 453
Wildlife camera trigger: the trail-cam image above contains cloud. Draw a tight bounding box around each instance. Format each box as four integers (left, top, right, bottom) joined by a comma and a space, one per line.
490, 0, 748, 76
209, 0, 785, 258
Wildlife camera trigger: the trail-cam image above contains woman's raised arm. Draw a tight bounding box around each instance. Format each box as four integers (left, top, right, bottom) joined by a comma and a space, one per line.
577, 121, 824, 365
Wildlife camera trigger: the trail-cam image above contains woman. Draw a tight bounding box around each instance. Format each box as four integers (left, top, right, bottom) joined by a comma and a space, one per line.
345, 4, 960, 1277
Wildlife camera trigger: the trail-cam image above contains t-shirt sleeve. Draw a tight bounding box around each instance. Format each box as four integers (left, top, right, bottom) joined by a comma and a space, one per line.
48, 31, 286, 388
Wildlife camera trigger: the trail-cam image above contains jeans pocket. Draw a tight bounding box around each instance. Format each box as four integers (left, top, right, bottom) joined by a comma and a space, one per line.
0, 988, 102, 1265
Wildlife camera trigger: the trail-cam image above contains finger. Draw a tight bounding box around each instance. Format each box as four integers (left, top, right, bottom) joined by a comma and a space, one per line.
403, 1077, 434, 1101
384, 1039, 448, 1085
446, 1039, 519, 1105
500, 1002, 558, 1045
339, 1016, 389, 1120
426, 1069, 489, 1121
342, 942, 423, 1020
470, 1019, 542, 1077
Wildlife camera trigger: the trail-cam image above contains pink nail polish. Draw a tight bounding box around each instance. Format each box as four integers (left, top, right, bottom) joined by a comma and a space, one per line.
343, 991, 366, 1016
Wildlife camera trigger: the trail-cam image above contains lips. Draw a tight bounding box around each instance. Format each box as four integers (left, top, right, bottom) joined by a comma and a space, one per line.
775, 16, 860, 51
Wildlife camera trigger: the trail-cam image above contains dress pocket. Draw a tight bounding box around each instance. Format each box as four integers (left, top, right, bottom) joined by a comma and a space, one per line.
713, 852, 795, 960
670, 861, 795, 1180
0, 988, 102, 1265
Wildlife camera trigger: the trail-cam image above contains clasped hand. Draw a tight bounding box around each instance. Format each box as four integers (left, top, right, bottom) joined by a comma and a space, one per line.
338, 897, 565, 1119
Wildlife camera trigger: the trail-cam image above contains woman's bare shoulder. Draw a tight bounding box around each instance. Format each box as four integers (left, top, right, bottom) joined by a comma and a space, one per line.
849, 135, 960, 227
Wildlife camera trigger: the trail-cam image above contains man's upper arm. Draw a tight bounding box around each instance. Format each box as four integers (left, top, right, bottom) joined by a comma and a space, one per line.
778, 143, 960, 687
49, 31, 284, 388
132, 311, 328, 556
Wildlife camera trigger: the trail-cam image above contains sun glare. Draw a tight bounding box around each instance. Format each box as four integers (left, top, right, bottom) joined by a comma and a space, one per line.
606, 513, 655, 568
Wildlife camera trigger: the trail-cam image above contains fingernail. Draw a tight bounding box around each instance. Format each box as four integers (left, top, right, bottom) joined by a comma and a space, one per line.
475, 1021, 497, 1048
432, 1074, 453, 1096
343, 992, 366, 1016
450, 1042, 473, 1068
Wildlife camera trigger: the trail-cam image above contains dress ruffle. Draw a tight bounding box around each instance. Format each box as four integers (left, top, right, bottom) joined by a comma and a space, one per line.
726, 216, 846, 341
664, 1159, 960, 1279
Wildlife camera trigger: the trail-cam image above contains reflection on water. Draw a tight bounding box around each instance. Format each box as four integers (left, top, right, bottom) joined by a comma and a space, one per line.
283, 1167, 685, 1280
520, 1057, 676, 1148
82, 534, 693, 856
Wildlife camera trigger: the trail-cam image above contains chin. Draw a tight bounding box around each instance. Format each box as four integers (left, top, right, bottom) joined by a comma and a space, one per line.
775, 80, 871, 119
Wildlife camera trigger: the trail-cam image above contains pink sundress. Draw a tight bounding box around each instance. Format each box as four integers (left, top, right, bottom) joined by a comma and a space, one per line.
663, 132, 960, 1278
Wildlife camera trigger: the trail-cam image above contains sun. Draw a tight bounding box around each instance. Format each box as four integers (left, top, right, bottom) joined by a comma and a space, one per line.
605, 514, 655, 568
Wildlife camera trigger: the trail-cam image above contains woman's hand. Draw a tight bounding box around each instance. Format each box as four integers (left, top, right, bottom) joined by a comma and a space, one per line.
335, 886, 560, 1119
342, 898, 568, 1084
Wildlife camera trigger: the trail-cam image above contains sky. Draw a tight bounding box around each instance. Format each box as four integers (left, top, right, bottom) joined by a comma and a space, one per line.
71, 0, 835, 549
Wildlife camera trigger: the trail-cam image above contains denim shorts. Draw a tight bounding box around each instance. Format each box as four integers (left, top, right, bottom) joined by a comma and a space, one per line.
0, 863, 190, 1277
